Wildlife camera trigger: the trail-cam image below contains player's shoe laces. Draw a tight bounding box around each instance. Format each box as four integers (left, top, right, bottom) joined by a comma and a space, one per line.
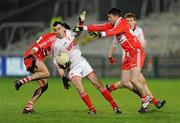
14, 80, 23, 91
88, 109, 96, 115
138, 96, 152, 113
105, 84, 111, 92
114, 107, 122, 114
156, 100, 166, 109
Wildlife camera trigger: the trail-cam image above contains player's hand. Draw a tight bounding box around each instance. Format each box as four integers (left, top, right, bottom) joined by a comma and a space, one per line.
79, 11, 86, 25
62, 77, 71, 89
89, 31, 102, 38
73, 26, 83, 33
58, 61, 71, 69
108, 57, 117, 64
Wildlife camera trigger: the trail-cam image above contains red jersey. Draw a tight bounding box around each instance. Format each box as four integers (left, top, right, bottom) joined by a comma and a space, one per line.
86, 17, 142, 52
24, 33, 57, 61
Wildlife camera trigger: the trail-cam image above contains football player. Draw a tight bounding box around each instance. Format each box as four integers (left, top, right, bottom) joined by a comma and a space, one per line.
75, 8, 152, 112
106, 12, 166, 111
51, 21, 121, 114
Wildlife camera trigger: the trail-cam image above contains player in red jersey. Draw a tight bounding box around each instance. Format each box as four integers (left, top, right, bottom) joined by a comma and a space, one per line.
14, 32, 57, 113
75, 8, 152, 112
106, 13, 166, 110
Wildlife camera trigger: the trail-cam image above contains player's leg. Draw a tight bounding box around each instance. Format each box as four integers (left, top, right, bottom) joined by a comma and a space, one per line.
23, 79, 48, 113
14, 60, 50, 90
139, 73, 166, 108
70, 76, 96, 114
87, 72, 121, 114
130, 67, 152, 112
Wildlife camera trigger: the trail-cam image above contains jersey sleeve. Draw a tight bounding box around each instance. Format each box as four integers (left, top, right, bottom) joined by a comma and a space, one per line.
85, 22, 113, 31
102, 21, 128, 37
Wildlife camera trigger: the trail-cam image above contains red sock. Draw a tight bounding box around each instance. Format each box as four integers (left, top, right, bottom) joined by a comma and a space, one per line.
101, 88, 118, 109
152, 97, 158, 105
19, 76, 32, 84
141, 96, 151, 103
110, 84, 116, 91
80, 91, 95, 111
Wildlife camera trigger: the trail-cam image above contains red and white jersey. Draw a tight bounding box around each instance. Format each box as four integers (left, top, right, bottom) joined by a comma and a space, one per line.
24, 33, 56, 61
112, 26, 146, 59
86, 17, 142, 52
112, 26, 146, 47
52, 30, 82, 66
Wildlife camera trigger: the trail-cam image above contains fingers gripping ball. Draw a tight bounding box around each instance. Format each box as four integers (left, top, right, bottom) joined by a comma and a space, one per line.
55, 52, 71, 69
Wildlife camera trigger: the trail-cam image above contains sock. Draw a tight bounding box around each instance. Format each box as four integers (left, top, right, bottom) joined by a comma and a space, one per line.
25, 101, 33, 110
80, 91, 95, 111
19, 76, 32, 84
152, 97, 158, 106
109, 84, 116, 91
141, 96, 151, 103
101, 88, 118, 109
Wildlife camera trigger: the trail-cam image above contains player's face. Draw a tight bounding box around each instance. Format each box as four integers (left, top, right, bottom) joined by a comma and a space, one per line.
108, 14, 118, 25
53, 24, 66, 38
126, 17, 136, 29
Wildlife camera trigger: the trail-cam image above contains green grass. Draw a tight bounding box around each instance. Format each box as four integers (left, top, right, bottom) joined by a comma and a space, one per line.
0, 77, 180, 123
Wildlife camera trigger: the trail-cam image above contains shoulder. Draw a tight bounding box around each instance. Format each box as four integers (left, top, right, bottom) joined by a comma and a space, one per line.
42, 32, 56, 38
135, 26, 144, 33
66, 30, 75, 37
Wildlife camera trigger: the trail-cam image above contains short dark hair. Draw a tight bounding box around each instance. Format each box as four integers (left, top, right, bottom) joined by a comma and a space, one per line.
124, 13, 136, 20
53, 21, 71, 29
107, 8, 121, 17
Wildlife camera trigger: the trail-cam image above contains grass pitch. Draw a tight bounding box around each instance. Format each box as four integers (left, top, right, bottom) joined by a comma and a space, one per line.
0, 77, 180, 123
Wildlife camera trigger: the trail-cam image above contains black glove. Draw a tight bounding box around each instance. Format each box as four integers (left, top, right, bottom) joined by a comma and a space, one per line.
24, 54, 37, 73
73, 26, 83, 33
89, 31, 102, 38
58, 61, 71, 69
62, 76, 71, 89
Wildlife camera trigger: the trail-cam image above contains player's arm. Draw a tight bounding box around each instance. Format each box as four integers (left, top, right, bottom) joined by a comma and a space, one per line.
73, 11, 87, 37
108, 37, 118, 64
85, 22, 113, 31
53, 59, 71, 89
88, 22, 127, 38
101, 23, 127, 37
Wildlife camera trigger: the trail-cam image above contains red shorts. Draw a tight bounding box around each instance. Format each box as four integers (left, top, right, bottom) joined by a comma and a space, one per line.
24, 56, 33, 71
121, 49, 145, 70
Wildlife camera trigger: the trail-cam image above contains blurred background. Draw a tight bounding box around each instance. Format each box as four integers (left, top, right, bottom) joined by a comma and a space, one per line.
0, 0, 180, 78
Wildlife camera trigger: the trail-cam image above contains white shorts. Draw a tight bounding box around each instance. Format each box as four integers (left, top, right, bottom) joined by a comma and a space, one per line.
68, 57, 93, 79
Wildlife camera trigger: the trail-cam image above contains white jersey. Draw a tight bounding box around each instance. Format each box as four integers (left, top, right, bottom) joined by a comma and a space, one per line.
52, 30, 82, 66
52, 30, 93, 79
133, 26, 146, 44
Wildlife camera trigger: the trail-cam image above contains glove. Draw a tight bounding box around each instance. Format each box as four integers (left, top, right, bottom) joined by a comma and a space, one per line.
58, 61, 71, 69
79, 11, 86, 25
62, 76, 71, 89
24, 54, 38, 73
108, 57, 117, 64
89, 31, 102, 38
73, 26, 83, 33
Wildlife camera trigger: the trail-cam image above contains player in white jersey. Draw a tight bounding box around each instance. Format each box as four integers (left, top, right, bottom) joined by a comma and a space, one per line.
51, 21, 121, 114
106, 13, 166, 111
